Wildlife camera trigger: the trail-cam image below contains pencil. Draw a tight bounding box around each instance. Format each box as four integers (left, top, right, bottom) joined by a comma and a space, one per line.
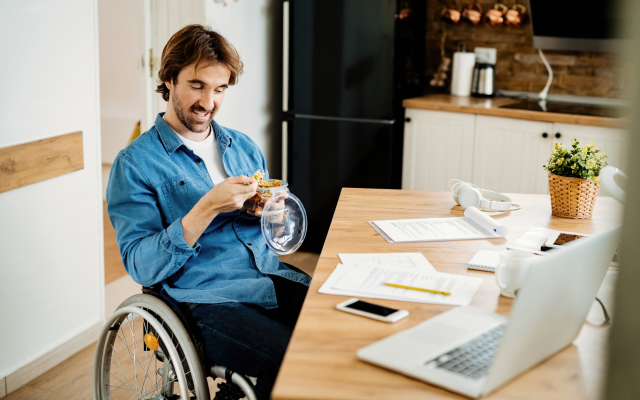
384, 282, 451, 296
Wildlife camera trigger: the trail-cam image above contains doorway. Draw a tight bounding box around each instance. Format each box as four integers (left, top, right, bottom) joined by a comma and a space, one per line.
99, 0, 207, 316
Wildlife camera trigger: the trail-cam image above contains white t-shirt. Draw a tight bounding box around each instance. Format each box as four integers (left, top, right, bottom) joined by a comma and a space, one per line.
166, 121, 228, 185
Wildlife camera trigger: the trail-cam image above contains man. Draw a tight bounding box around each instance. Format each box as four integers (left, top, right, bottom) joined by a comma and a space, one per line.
107, 24, 310, 400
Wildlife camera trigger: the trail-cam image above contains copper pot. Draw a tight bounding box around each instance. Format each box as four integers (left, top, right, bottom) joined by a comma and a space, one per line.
441, 5, 462, 24
505, 4, 527, 27
462, 2, 483, 25
484, 3, 508, 26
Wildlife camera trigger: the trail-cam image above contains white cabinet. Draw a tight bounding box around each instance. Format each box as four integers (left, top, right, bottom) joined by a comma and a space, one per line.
553, 123, 629, 173
473, 116, 554, 194
402, 109, 475, 191
552, 123, 629, 197
402, 108, 628, 195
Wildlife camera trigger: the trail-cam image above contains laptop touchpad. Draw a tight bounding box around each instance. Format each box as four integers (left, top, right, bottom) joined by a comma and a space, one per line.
408, 323, 469, 347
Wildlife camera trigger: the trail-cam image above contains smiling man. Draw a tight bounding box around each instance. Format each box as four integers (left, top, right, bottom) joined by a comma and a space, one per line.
106, 25, 310, 400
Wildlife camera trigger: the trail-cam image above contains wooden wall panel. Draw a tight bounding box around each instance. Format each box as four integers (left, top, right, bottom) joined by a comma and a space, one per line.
0, 131, 84, 194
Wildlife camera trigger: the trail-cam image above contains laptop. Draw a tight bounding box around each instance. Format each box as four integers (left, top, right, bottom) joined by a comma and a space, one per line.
357, 227, 620, 398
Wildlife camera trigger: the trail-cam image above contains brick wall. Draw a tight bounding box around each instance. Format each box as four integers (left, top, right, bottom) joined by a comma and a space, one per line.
426, 0, 624, 98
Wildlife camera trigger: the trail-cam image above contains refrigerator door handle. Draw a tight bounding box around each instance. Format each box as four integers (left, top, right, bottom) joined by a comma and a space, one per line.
294, 114, 396, 125
283, 0, 290, 113
282, 1, 290, 181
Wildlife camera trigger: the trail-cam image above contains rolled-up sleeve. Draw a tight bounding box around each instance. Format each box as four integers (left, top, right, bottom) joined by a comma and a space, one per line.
106, 153, 200, 287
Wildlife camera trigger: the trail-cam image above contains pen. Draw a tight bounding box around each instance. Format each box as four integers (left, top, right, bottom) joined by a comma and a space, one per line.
384, 282, 451, 296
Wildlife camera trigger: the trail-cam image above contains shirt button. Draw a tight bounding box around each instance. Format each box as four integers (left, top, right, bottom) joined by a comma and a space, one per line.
196, 159, 202, 163
247, 242, 252, 246
180, 181, 185, 186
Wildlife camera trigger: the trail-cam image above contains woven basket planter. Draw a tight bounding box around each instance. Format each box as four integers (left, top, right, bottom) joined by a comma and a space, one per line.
548, 172, 600, 219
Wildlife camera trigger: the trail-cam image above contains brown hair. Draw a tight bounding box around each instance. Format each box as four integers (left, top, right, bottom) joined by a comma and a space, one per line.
156, 24, 243, 102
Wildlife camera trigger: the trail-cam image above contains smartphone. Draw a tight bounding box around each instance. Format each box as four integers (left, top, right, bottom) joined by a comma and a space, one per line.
553, 233, 585, 245
544, 232, 586, 249
336, 298, 409, 323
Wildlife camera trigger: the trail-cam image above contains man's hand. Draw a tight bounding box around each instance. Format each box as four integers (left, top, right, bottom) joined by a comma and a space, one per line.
249, 192, 287, 218
204, 175, 257, 214
181, 175, 257, 247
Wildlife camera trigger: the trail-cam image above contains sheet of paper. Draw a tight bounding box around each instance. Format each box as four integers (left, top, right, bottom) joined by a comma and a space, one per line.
338, 252, 436, 272
370, 217, 501, 244
465, 207, 508, 236
319, 253, 436, 298
332, 265, 483, 306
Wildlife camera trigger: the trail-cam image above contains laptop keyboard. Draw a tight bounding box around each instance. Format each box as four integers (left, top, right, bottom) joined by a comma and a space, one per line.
426, 324, 506, 380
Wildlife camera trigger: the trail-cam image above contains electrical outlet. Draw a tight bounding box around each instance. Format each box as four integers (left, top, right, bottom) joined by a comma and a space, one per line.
474, 47, 497, 65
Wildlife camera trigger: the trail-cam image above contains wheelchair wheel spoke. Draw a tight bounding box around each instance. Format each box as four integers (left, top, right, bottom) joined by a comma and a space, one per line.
98, 300, 209, 400
109, 341, 141, 399
116, 329, 142, 393
109, 327, 169, 399
152, 347, 160, 394
129, 319, 152, 392
155, 368, 193, 399
126, 316, 157, 394
143, 352, 161, 397
143, 319, 150, 394
124, 316, 144, 393
106, 383, 136, 391
108, 369, 130, 389
127, 317, 145, 395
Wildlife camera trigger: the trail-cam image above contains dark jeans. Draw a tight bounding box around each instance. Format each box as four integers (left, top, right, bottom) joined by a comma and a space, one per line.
182, 275, 308, 400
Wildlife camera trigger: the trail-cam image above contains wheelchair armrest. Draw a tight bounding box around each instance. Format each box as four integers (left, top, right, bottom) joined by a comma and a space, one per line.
142, 283, 164, 296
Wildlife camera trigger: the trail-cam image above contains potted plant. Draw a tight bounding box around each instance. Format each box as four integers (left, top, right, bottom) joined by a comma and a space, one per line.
543, 139, 609, 219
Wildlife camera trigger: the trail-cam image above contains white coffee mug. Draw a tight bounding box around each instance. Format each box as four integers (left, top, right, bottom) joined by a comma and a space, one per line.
495, 250, 535, 298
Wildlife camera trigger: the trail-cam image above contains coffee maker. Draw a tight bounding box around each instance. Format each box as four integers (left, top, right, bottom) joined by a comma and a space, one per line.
471, 47, 497, 97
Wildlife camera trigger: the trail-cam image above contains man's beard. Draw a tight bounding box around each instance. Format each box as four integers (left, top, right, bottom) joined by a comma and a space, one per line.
172, 92, 215, 133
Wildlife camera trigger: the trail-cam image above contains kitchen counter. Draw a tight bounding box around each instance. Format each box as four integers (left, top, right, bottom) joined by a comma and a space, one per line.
403, 94, 625, 128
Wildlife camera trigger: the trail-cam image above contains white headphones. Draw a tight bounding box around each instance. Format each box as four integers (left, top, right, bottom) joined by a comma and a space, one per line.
449, 179, 520, 212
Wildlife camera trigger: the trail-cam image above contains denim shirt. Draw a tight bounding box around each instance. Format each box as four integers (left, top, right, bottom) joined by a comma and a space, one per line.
106, 113, 311, 308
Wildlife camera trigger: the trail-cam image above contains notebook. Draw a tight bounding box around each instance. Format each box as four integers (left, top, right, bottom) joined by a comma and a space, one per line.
467, 250, 500, 272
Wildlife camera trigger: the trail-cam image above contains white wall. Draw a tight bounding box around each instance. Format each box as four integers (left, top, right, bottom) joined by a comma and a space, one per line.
150, 0, 206, 122
0, 0, 104, 385
205, 0, 283, 176
99, 0, 146, 164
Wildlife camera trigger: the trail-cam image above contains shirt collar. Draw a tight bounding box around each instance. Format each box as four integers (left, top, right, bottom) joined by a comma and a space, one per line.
212, 119, 231, 148
155, 113, 231, 155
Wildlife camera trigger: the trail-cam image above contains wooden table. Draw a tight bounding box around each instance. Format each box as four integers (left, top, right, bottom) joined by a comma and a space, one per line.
272, 189, 623, 400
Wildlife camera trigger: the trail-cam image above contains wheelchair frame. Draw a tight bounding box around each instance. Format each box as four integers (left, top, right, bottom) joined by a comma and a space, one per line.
92, 285, 258, 400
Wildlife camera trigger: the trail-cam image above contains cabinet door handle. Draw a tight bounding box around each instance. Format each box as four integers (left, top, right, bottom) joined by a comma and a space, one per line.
542, 132, 548, 138
555, 132, 561, 138
405, 117, 411, 123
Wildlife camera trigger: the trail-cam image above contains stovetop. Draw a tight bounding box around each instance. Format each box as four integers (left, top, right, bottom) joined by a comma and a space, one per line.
499, 100, 623, 118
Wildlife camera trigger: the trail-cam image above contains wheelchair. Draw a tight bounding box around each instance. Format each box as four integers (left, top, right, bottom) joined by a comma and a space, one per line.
92, 283, 258, 400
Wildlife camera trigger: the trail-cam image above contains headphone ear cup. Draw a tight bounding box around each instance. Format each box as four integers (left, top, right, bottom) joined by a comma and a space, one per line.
452, 182, 470, 206
451, 182, 462, 206
459, 187, 482, 209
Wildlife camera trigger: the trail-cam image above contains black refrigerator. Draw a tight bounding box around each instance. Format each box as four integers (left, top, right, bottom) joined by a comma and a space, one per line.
283, 0, 425, 252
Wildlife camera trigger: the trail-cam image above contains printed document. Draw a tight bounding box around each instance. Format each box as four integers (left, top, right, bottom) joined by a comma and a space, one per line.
318, 253, 436, 298
332, 265, 482, 306
318, 253, 482, 306
370, 207, 507, 243
338, 253, 437, 271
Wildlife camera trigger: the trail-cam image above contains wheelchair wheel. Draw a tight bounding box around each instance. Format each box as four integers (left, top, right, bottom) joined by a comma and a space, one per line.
93, 294, 210, 400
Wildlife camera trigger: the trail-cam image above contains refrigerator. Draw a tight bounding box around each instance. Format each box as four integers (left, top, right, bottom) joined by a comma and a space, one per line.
283, 0, 425, 252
